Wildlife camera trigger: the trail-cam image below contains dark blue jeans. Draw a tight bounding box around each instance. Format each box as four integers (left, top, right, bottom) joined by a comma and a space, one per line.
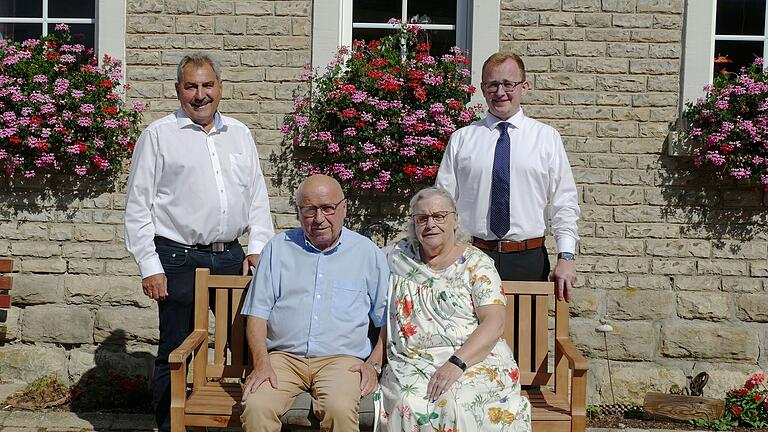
153, 238, 244, 432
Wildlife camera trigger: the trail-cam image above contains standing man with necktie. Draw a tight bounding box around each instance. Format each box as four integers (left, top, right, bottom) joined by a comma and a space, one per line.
436, 52, 579, 302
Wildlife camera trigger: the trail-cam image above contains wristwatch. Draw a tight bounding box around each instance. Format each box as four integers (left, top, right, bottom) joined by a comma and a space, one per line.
448, 355, 467, 371
557, 252, 575, 261
366, 359, 382, 375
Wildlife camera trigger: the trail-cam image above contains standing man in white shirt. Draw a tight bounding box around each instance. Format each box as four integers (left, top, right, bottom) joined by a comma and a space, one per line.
124, 53, 274, 432
436, 52, 579, 302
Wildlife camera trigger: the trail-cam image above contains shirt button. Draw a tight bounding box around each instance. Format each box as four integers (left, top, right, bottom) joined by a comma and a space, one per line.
313, 315, 318, 319
316, 294, 320, 298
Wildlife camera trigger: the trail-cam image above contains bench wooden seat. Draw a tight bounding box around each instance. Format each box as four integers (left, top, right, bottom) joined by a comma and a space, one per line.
169, 270, 587, 432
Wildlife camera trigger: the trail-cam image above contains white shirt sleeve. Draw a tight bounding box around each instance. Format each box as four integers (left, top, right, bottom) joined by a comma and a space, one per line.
245, 132, 275, 256
547, 130, 580, 254
436, 132, 459, 198
124, 128, 164, 278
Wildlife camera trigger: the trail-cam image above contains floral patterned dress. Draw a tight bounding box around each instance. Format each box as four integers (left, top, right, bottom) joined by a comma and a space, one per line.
376, 239, 531, 432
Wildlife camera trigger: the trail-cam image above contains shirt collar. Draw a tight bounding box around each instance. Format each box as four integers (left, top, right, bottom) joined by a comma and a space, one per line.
174, 109, 225, 132
485, 108, 525, 130
287, 227, 346, 254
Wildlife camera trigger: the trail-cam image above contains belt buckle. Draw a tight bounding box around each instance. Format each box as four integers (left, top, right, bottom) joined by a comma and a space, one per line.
497, 240, 505, 253
212, 242, 225, 253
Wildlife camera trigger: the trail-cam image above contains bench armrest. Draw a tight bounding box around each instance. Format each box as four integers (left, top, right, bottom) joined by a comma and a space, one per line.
556, 337, 588, 372
169, 330, 207, 365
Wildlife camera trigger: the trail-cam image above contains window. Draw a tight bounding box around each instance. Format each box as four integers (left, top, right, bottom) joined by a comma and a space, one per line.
682, 0, 767, 104
0, 0, 125, 67
351, 0, 468, 56
312, 0, 499, 104
713, 0, 767, 74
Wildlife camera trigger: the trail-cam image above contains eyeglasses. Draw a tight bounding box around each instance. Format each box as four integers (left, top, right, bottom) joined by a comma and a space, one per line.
482, 80, 525, 93
298, 197, 347, 218
412, 211, 456, 226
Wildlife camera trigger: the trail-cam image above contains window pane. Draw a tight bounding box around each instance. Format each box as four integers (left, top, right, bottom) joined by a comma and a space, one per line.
408, 0, 457, 25
425, 29, 457, 56
715, 0, 766, 36
0, 23, 43, 43
353, 0, 401, 23
49, 0, 96, 19
352, 27, 456, 56
713, 40, 764, 76
352, 27, 398, 44
48, 23, 95, 49
0, 0, 43, 18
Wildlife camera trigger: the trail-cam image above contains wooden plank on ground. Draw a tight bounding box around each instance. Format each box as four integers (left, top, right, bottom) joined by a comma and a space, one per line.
643, 392, 725, 421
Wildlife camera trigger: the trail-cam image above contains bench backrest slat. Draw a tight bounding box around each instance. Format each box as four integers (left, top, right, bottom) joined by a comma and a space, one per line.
503, 281, 564, 387
193, 269, 252, 381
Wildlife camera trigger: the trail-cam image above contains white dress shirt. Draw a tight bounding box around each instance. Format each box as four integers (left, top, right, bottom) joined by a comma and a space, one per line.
436, 109, 579, 254
125, 109, 274, 278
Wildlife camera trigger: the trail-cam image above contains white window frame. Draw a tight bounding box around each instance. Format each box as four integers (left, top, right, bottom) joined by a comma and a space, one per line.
0, 0, 125, 68
682, 0, 768, 105
311, 0, 499, 106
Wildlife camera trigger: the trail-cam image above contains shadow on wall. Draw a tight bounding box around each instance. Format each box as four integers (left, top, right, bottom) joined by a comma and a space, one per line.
71, 329, 154, 428
0, 173, 123, 219
657, 154, 768, 251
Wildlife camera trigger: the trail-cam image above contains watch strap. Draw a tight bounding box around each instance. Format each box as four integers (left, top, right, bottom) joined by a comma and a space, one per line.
448, 355, 467, 371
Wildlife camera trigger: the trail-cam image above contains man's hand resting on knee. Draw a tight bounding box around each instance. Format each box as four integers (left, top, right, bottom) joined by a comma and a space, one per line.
242, 363, 279, 401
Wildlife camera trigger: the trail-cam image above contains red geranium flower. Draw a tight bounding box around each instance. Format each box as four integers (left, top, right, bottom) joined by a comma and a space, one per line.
730, 405, 743, 415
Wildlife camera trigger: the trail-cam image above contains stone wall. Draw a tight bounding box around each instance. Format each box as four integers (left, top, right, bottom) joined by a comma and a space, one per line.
1, 0, 766, 406
500, 0, 768, 403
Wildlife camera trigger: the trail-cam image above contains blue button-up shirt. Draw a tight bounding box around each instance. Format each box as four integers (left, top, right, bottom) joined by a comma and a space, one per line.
241, 227, 389, 359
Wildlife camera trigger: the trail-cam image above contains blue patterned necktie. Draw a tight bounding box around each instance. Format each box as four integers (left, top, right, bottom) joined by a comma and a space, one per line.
489, 122, 510, 239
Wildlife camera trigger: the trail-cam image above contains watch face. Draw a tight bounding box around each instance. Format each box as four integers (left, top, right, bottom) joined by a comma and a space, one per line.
560, 252, 575, 261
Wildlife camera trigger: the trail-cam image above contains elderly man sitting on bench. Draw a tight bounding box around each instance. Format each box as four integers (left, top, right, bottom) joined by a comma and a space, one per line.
239, 174, 389, 432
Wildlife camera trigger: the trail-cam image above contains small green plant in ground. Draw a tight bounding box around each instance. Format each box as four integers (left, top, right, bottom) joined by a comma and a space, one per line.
690, 416, 739, 431
20, 375, 69, 405
586, 404, 603, 419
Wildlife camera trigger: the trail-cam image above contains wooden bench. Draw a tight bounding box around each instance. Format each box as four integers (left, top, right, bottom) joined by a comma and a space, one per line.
0, 259, 13, 335
169, 271, 587, 432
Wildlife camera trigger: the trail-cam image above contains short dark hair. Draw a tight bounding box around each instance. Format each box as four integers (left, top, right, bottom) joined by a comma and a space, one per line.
482, 52, 526, 81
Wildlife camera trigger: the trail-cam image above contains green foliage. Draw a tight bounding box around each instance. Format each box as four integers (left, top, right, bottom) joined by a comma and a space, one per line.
586, 404, 603, 419
21, 375, 68, 405
690, 416, 739, 431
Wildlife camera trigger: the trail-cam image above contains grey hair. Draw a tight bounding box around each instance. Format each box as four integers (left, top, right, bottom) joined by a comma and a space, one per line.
176, 53, 222, 83
406, 187, 471, 245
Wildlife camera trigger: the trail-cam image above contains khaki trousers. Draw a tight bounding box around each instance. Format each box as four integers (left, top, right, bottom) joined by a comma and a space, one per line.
241, 352, 363, 432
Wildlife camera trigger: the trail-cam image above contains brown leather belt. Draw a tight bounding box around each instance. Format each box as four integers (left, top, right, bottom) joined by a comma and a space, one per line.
472, 236, 545, 253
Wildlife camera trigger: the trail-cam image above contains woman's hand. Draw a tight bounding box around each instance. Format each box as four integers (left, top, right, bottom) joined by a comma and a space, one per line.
427, 361, 463, 402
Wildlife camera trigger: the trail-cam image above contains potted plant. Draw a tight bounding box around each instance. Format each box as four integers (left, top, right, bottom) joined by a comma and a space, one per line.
679, 58, 768, 190
281, 20, 481, 195
0, 24, 143, 180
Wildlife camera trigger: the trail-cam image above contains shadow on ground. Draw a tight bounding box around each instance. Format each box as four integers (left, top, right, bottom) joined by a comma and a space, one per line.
71, 329, 154, 431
